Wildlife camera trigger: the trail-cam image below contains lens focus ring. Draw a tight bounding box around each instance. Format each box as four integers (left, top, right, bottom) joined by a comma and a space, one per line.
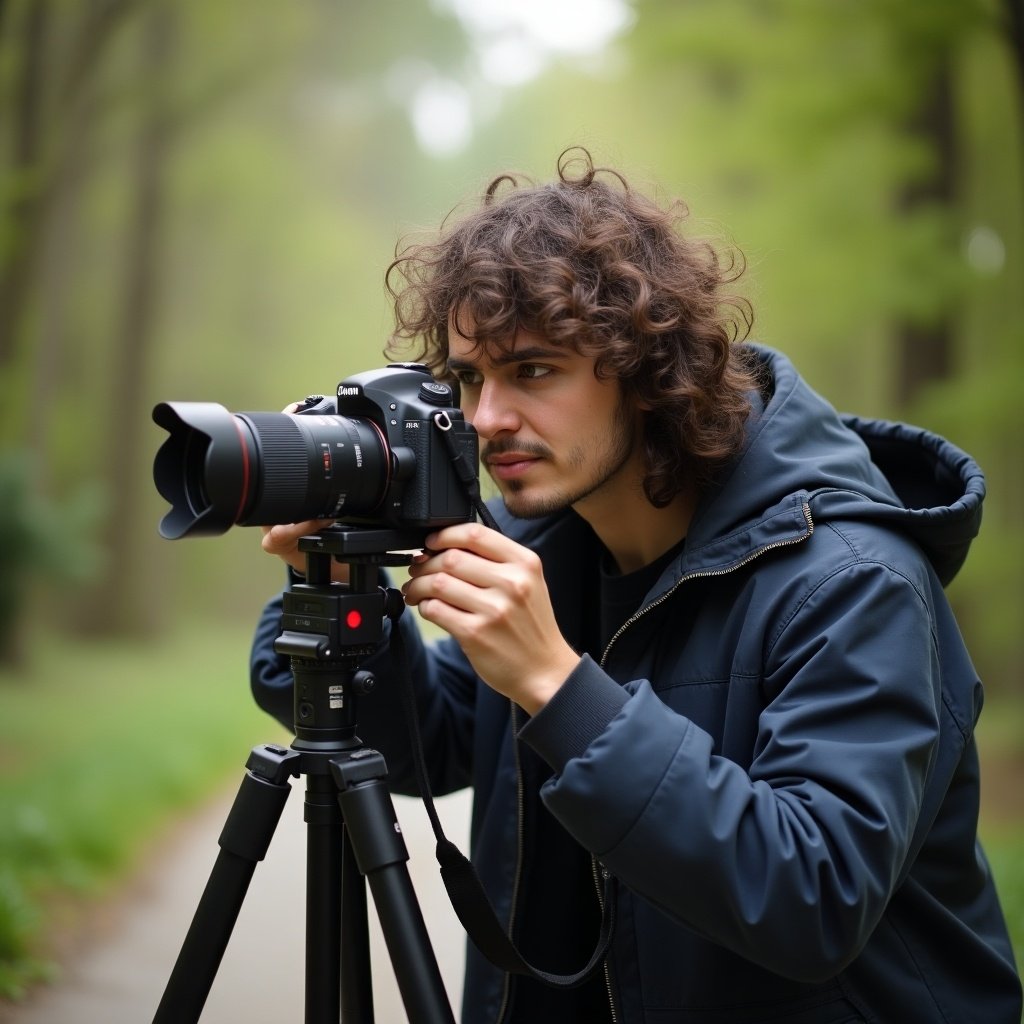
243, 413, 310, 522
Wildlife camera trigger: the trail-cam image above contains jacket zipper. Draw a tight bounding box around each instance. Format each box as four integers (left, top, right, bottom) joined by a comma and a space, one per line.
496, 704, 527, 1024
592, 857, 619, 1023
593, 502, 813, 1021
600, 503, 814, 668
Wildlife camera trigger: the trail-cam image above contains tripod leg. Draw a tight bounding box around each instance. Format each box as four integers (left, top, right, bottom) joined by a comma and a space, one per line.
153, 747, 293, 1024
303, 772, 376, 1024
305, 772, 379, 1024
332, 753, 456, 1024
341, 824, 374, 1023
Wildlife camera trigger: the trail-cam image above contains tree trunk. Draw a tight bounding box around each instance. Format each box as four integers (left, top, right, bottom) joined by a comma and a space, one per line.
1, 0, 143, 400
1004, 0, 1024, 120
74, 0, 175, 636
0, 0, 49, 370
895, 58, 958, 409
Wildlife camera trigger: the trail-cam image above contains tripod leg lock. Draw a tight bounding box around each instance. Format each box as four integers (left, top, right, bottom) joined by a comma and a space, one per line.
217, 746, 297, 862
245, 743, 301, 785
330, 751, 410, 876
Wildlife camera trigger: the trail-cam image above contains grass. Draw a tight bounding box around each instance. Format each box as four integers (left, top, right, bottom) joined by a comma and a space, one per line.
0, 621, 287, 1000
0, 625, 1021, 1002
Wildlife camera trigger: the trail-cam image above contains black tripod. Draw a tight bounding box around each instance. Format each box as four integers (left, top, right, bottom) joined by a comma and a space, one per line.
153, 527, 456, 1024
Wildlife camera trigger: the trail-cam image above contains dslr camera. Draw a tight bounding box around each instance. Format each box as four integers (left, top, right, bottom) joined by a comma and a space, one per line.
153, 363, 478, 542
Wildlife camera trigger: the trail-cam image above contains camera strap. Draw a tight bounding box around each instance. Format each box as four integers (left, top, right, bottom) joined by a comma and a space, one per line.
388, 605, 617, 989
430, 412, 501, 531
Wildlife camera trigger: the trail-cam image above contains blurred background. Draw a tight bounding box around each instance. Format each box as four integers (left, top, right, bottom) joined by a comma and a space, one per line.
1, 0, 1021, 1009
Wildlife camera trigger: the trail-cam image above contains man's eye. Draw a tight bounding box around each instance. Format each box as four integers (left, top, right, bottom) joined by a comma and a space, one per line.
519, 364, 552, 380
454, 370, 483, 386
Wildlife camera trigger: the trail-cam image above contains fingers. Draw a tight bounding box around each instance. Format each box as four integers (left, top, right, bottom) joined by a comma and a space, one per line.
261, 521, 317, 556
407, 544, 511, 592
265, 519, 336, 545
403, 565, 490, 616
402, 524, 542, 617
408, 523, 534, 586
420, 522, 520, 561
260, 519, 340, 576
399, 522, 578, 712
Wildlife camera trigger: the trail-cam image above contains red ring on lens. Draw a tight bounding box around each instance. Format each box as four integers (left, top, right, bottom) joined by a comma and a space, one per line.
231, 417, 251, 523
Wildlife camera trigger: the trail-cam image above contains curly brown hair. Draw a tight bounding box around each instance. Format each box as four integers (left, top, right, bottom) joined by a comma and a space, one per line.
385, 147, 758, 506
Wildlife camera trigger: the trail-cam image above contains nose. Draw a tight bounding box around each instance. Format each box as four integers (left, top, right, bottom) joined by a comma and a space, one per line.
466, 379, 519, 439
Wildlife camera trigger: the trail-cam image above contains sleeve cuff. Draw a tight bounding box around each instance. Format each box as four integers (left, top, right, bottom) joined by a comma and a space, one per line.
518, 654, 629, 773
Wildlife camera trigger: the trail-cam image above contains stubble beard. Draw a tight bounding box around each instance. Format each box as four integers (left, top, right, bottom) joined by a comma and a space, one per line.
492, 420, 637, 520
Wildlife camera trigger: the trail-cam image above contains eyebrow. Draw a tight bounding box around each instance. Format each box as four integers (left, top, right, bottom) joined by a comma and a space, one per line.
446, 346, 566, 374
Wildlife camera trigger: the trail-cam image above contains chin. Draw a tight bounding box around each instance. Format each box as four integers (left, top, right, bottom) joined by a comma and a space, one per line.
500, 488, 572, 521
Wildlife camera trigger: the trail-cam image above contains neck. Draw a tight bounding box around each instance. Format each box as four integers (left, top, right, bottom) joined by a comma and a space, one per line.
580, 488, 695, 575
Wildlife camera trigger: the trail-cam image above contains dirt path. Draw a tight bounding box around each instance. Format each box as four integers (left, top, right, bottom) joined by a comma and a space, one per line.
0, 784, 471, 1024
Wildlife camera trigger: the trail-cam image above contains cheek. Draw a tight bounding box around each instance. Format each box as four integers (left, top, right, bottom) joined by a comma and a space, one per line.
571, 392, 618, 434
566, 445, 587, 470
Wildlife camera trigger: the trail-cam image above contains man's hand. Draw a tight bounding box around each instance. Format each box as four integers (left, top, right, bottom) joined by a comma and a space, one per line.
401, 523, 580, 714
260, 519, 350, 583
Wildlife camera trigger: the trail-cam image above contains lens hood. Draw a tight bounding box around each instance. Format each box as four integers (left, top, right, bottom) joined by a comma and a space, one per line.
152, 402, 253, 538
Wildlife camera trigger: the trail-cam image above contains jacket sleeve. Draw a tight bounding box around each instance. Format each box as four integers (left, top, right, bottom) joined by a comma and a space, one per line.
520, 559, 944, 982
250, 582, 480, 798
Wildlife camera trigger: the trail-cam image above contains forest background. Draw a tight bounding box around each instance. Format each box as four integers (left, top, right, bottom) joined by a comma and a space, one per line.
1, 0, 1022, 1004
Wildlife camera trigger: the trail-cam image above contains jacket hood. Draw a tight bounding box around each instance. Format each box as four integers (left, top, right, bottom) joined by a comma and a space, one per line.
685, 346, 985, 587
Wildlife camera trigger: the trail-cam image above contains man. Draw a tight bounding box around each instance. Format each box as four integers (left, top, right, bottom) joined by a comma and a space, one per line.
252, 149, 1022, 1023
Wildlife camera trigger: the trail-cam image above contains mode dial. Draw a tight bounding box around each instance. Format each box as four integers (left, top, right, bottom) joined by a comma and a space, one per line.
418, 381, 454, 406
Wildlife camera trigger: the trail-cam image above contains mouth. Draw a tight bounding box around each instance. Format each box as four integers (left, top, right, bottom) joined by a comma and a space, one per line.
485, 453, 542, 482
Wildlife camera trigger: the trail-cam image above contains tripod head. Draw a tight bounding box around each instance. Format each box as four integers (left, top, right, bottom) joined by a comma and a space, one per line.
273, 525, 421, 748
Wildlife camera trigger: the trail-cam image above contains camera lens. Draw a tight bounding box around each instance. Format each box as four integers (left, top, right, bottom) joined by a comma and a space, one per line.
152, 402, 389, 539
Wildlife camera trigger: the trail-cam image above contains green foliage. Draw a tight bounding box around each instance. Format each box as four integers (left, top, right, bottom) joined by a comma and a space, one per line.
0, 868, 52, 1000
0, 451, 104, 662
0, 622, 285, 999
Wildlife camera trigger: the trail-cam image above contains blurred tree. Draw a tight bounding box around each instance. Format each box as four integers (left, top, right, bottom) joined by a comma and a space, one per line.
0, 0, 47, 370
0, 452, 101, 666
1, 0, 144, 653
0, 454, 44, 665
74, 0, 174, 635
893, 30, 958, 406
0, 0, 138, 379
1005, 0, 1023, 104
1, 0, 477, 643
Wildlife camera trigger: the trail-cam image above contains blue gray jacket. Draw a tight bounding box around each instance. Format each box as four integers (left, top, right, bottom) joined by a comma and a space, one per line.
251, 346, 1021, 1023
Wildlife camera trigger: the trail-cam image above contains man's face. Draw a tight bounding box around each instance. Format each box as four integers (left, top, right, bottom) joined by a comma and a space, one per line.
446, 323, 645, 520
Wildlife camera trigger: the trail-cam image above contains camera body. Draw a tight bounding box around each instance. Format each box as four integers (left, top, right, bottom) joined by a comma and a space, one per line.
152, 362, 478, 540
314, 362, 476, 528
